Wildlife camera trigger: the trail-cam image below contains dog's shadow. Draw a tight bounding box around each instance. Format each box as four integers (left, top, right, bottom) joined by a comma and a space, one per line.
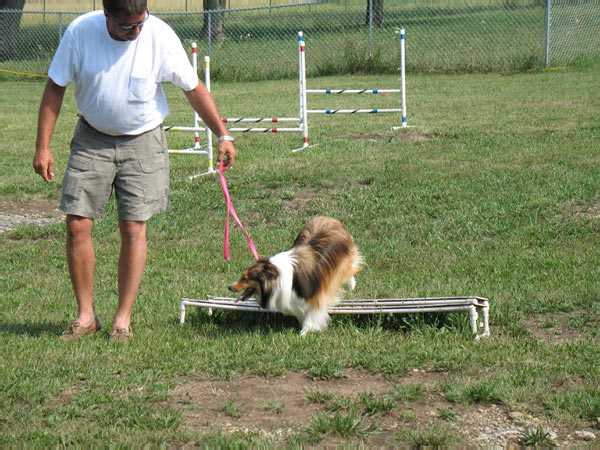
186, 308, 302, 336
184, 307, 461, 337
0, 321, 65, 338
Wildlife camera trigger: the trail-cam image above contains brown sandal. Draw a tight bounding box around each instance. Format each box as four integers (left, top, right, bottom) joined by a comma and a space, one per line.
109, 327, 133, 342
60, 315, 101, 341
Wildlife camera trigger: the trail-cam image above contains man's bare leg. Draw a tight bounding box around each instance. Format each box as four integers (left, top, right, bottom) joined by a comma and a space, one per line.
66, 215, 96, 327
113, 219, 147, 331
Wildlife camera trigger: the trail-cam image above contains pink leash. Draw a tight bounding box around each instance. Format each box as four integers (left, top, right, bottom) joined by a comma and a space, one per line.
219, 161, 259, 261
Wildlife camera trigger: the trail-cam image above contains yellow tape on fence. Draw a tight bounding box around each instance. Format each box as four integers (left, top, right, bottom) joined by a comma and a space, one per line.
0, 68, 48, 78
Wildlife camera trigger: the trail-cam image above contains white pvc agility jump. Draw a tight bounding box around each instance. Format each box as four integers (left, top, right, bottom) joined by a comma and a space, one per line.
164, 41, 307, 159
165, 43, 215, 177
299, 29, 407, 133
164, 29, 408, 161
179, 295, 490, 339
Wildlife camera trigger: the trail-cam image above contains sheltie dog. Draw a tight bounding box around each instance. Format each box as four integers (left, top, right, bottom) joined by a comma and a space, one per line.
229, 216, 362, 335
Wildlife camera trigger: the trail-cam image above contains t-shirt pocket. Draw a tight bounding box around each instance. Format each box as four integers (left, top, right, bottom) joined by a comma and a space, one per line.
128, 76, 156, 103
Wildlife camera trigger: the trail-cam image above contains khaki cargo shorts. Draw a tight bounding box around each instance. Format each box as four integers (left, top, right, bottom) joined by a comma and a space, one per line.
60, 118, 170, 221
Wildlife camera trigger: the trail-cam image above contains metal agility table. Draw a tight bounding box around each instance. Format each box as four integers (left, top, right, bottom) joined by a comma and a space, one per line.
179, 296, 490, 339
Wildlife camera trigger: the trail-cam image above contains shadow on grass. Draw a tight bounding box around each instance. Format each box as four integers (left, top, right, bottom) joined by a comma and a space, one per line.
0, 321, 64, 337
186, 309, 300, 336
184, 308, 466, 337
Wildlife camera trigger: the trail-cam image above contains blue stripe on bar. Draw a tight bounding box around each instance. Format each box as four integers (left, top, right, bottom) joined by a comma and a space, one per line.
326, 89, 331, 94
326, 110, 332, 114
372, 109, 378, 113
373, 89, 378, 94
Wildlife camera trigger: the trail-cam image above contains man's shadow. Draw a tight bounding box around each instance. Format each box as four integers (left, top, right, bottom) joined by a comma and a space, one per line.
0, 321, 65, 337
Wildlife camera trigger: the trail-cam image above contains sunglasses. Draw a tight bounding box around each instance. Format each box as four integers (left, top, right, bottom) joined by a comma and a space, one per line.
110, 10, 149, 30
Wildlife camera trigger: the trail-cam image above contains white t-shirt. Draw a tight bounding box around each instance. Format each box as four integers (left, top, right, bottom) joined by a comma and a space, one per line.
48, 10, 199, 136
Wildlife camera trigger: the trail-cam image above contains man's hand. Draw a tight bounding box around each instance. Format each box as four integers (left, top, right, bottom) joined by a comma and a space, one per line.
217, 141, 236, 171
34, 79, 65, 183
183, 83, 236, 171
33, 148, 55, 183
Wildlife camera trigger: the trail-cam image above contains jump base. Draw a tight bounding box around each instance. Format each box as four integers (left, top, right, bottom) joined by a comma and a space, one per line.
179, 295, 490, 339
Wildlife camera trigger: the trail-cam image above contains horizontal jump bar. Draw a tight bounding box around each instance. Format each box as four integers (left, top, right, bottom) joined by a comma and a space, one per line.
222, 117, 301, 123
307, 89, 402, 94
168, 149, 209, 155
164, 126, 303, 133
228, 127, 304, 132
164, 126, 207, 132
307, 108, 403, 114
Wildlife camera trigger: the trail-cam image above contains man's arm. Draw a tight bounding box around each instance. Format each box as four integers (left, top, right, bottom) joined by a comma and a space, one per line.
34, 78, 66, 183
183, 82, 236, 170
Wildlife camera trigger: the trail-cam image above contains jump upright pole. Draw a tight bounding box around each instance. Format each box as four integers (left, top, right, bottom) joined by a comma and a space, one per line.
203, 55, 215, 174
399, 28, 407, 128
296, 31, 310, 152
167, 43, 209, 156
166, 45, 215, 178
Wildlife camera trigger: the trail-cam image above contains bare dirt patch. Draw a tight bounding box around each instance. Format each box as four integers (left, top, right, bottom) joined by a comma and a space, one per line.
528, 312, 596, 343
0, 196, 61, 216
571, 199, 600, 221
283, 188, 335, 212
165, 369, 597, 447
0, 196, 64, 232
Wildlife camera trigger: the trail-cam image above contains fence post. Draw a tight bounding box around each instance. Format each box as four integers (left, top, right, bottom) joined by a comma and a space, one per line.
207, 10, 212, 57
545, 0, 552, 68
368, 0, 373, 56
58, 12, 63, 41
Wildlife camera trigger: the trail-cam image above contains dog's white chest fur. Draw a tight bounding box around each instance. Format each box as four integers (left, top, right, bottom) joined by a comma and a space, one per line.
266, 250, 335, 336
267, 251, 308, 319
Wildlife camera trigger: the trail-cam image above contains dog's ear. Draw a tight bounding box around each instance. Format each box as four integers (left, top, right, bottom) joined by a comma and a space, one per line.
260, 260, 279, 281
254, 260, 278, 307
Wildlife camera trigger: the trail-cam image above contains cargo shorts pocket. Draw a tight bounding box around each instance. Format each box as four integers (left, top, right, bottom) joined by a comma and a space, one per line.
139, 152, 168, 204
62, 153, 93, 201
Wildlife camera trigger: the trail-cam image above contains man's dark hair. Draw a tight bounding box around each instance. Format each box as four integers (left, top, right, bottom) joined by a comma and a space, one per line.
103, 0, 147, 16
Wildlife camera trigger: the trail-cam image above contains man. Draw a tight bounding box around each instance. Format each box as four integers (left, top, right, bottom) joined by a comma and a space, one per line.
33, 0, 235, 341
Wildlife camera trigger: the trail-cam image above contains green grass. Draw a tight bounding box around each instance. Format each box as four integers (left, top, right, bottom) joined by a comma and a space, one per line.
1, 58, 600, 445
393, 420, 460, 447
222, 399, 244, 418
291, 407, 372, 444
518, 426, 557, 446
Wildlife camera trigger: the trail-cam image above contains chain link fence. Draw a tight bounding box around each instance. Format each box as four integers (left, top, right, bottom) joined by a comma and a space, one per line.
1, 0, 599, 80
